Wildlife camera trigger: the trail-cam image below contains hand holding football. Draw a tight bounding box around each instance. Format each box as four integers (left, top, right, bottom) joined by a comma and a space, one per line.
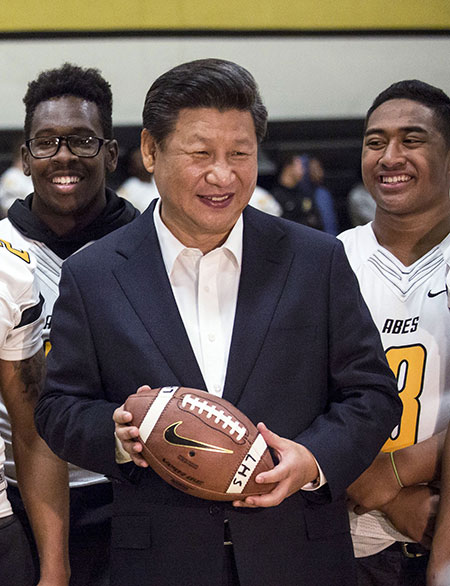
124, 386, 276, 501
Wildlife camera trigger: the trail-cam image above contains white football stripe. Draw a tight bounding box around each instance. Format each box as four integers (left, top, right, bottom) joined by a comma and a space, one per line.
226, 433, 268, 494
139, 387, 179, 443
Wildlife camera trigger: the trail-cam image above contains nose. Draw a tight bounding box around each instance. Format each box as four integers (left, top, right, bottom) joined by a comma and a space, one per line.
52, 139, 78, 162
379, 140, 406, 169
205, 159, 234, 186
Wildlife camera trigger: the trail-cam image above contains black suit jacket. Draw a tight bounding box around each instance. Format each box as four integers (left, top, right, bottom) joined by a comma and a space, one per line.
36, 203, 401, 586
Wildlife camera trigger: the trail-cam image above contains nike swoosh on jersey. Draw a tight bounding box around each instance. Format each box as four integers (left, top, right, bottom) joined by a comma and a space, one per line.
164, 421, 234, 454
427, 289, 447, 298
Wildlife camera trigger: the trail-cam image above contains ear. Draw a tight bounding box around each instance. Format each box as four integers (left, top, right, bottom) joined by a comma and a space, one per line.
21, 144, 31, 176
141, 129, 157, 174
105, 139, 119, 173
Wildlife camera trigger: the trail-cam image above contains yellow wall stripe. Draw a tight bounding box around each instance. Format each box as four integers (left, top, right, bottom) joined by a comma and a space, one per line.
1, 0, 449, 32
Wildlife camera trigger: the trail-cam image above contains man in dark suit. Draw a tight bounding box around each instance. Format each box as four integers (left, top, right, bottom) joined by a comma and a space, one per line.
35, 58, 401, 586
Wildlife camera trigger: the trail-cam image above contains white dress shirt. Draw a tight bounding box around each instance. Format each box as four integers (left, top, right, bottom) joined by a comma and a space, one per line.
153, 200, 241, 397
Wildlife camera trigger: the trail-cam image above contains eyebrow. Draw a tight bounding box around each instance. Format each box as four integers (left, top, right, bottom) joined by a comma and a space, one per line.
188, 134, 254, 145
365, 126, 428, 137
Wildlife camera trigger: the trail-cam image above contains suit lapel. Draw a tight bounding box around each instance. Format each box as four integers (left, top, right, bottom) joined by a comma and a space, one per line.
223, 208, 293, 405
112, 206, 206, 389
112, 204, 292, 400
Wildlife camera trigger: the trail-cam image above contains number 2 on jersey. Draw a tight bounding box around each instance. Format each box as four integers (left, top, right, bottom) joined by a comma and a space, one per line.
0, 239, 30, 263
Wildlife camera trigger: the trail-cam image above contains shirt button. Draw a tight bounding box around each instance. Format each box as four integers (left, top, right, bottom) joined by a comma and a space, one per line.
209, 504, 221, 515
208, 333, 216, 342
204, 285, 210, 293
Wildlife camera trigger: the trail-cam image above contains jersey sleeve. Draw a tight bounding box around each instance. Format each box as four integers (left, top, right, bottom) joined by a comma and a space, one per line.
0, 245, 44, 361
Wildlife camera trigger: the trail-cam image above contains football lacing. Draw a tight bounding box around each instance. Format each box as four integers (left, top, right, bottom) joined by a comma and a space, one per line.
181, 394, 247, 441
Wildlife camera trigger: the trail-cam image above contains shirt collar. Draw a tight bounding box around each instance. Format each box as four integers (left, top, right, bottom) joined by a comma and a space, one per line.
153, 199, 243, 276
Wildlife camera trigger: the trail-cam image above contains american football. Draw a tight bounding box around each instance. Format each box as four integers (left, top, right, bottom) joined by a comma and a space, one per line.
124, 386, 276, 501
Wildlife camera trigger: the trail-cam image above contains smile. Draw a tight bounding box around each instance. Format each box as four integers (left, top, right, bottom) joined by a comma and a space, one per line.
380, 175, 411, 184
199, 194, 232, 202
52, 176, 81, 185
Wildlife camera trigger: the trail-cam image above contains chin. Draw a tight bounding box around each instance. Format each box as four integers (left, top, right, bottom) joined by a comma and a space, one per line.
48, 201, 83, 217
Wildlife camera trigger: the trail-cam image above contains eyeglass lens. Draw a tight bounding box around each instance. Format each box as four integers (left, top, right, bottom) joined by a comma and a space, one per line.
28, 136, 102, 157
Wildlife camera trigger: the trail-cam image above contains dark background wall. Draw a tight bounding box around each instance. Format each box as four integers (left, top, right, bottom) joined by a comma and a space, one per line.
0, 117, 364, 231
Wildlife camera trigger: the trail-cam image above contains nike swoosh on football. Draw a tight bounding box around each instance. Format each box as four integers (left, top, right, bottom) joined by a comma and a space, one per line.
164, 421, 233, 454
427, 289, 447, 298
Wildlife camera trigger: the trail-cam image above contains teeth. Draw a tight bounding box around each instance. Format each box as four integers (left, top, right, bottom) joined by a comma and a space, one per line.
205, 195, 229, 202
52, 176, 80, 185
381, 175, 410, 184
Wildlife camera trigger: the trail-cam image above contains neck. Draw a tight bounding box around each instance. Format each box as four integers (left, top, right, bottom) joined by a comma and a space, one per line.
372, 203, 450, 265
170, 227, 229, 255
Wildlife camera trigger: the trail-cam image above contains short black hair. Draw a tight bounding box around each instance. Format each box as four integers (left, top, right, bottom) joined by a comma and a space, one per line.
365, 79, 450, 148
23, 62, 113, 139
142, 58, 268, 146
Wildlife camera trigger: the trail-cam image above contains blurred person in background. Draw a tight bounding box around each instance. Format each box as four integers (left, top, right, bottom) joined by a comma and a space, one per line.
248, 184, 282, 216
0, 137, 33, 218
117, 145, 159, 212
271, 152, 323, 229
299, 155, 339, 235
347, 178, 377, 226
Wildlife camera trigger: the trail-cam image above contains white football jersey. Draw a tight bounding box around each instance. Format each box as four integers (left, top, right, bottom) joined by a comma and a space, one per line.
0, 218, 107, 488
0, 239, 43, 360
338, 223, 450, 555
0, 240, 43, 517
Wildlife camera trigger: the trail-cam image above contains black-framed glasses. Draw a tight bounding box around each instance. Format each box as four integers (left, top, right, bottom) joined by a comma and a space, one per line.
25, 135, 109, 159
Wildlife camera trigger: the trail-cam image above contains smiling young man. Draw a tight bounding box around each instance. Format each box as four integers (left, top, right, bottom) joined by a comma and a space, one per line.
338, 80, 450, 586
0, 63, 139, 585
35, 58, 400, 586
24, 97, 116, 234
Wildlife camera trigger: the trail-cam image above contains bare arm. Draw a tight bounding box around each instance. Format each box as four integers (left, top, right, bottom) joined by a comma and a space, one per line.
428, 425, 450, 585
347, 432, 445, 513
381, 485, 439, 548
0, 351, 70, 586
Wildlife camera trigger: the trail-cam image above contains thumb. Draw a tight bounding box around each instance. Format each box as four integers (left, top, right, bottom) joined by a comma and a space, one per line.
256, 422, 283, 452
